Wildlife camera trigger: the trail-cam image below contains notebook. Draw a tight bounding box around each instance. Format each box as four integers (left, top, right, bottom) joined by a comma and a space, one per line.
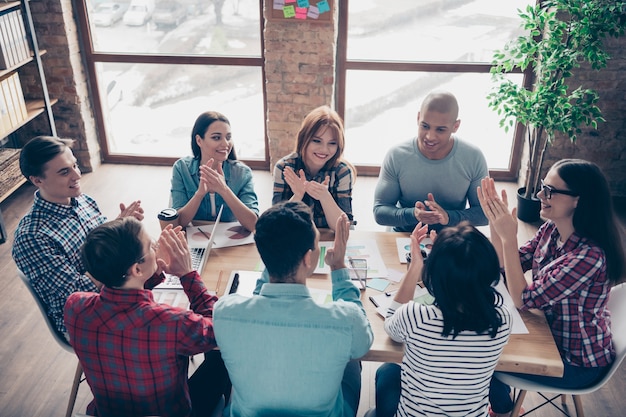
155, 205, 223, 290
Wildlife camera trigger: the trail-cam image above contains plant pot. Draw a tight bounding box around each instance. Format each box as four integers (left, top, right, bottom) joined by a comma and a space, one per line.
516, 187, 541, 223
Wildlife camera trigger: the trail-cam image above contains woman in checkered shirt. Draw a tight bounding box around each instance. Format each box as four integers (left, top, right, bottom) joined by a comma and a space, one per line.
479, 159, 625, 417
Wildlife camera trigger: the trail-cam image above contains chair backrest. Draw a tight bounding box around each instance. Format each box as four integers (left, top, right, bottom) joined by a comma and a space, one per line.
591, 282, 626, 387
608, 283, 626, 360
18, 268, 74, 353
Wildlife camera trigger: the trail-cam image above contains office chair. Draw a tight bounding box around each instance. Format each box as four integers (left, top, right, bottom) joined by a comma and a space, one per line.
494, 282, 626, 417
18, 269, 84, 417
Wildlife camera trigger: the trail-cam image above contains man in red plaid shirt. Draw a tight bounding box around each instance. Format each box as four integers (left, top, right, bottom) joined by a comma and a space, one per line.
64, 218, 229, 417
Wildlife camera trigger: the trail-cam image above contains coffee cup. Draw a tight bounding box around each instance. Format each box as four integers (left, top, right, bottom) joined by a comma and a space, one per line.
158, 208, 179, 230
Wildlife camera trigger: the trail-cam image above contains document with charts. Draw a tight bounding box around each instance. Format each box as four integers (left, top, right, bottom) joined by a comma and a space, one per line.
191, 221, 255, 248
314, 239, 388, 278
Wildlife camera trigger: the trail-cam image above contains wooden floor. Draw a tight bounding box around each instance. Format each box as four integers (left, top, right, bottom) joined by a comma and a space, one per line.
0, 163, 624, 417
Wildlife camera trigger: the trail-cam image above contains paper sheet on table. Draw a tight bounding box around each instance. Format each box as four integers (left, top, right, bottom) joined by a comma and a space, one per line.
370, 285, 434, 318
226, 270, 332, 305
193, 221, 255, 248
495, 278, 529, 334
369, 279, 529, 334
314, 239, 388, 278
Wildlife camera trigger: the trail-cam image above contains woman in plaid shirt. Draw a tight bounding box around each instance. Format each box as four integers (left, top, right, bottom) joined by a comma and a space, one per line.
479, 159, 625, 417
273, 105, 355, 230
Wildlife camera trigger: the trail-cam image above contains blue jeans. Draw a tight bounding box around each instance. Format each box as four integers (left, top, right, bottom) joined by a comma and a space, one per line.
343, 360, 364, 417
374, 362, 401, 417
489, 361, 609, 413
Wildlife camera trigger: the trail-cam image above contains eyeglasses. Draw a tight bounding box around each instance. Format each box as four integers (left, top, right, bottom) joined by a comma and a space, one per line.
136, 239, 159, 264
539, 180, 579, 200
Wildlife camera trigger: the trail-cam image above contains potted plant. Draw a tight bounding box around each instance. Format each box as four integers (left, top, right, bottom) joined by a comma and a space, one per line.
488, 0, 626, 222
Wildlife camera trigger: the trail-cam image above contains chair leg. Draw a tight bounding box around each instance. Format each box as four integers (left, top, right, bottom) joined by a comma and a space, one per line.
572, 395, 585, 417
65, 361, 83, 417
561, 394, 567, 404
510, 390, 527, 417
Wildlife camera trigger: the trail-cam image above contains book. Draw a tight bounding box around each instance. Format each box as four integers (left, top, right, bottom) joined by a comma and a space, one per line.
7, 10, 27, 63
0, 76, 17, 128
0, 13, 15, 68
9, 72, 27, 120
14, 10, 30, 60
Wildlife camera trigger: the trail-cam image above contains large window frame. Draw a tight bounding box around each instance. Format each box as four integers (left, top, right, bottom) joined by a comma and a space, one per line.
73, 0, 269, 170
334, 0, 528, 180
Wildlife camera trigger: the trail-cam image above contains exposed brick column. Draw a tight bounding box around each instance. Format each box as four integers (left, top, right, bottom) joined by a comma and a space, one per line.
263, 2, 338, 170
20, 0, 99, 172
543, 35, 626, 196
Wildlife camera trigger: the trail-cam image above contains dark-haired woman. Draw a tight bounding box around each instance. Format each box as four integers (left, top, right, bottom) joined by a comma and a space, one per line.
170, 111, 258, 231
374, 222, 512, 417
479, 159, 625, 417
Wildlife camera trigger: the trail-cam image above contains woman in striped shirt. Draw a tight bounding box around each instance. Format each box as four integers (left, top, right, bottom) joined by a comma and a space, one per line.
374, 221, 512, 416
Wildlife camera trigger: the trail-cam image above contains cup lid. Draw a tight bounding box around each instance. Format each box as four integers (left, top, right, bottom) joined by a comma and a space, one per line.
158, 208, 178, 220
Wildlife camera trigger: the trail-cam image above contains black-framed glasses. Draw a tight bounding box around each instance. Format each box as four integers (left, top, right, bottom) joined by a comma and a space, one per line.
539, 180, 579, 200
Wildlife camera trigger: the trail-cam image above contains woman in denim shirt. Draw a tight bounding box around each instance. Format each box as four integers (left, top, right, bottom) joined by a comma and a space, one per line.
171, 111, 259, 231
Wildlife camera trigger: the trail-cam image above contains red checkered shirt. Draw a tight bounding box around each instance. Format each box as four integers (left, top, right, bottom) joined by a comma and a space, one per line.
519, 221, 615, 368
64, 271, 218, 417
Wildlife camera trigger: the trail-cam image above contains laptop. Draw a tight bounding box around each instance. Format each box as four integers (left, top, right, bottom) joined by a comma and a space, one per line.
155, 205, 223, 290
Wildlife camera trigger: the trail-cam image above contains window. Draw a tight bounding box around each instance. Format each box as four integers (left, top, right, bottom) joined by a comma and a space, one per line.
78, 0, 267, 167
337, 0, 532, 177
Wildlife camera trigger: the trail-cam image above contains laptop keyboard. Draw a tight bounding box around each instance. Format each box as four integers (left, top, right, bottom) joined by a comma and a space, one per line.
190, 247, 206, 271
155, 247, 206, 289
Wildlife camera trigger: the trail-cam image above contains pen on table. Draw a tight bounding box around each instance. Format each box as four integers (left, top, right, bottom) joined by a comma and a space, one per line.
215, 270, 223, 293
197, 227, 211, 241
385, 289, 398, 297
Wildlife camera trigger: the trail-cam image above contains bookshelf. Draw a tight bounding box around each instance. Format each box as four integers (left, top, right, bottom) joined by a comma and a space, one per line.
0, 0, 57, 244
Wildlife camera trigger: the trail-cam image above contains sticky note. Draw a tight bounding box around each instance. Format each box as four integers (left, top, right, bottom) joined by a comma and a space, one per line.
283, 5, 296, 18
367, 278, 390, 292
273, 0, 285, 10
317, 0, 330, 13
297, 0, 310, 7
307, 5, 319, 19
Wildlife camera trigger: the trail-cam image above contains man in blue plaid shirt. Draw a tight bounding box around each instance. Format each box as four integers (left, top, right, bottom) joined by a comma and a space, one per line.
12, 136, 144, 336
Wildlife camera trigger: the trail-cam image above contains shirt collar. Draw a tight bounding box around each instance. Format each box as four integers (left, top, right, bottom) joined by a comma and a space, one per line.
259, 283, 312, 300
34, 190, 80, 214
99, 286, 155, 304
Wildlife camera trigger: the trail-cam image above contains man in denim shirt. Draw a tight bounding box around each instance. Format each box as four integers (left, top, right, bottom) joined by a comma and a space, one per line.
214, 201, 373, 417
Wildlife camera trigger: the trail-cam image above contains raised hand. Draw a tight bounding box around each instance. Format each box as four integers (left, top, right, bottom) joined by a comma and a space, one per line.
413, 193, 445, 225
199, 158, 228, 194
283, 166, 306, 200
408, 222, 434, 268
477, 177, 517, 238
118, 200, 144, 221
324, 212, 350, 270
304, 176, 332, 202
156, 225, 192, 278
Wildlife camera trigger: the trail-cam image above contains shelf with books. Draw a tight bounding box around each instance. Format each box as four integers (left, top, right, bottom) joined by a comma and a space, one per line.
0, 0, 56, 243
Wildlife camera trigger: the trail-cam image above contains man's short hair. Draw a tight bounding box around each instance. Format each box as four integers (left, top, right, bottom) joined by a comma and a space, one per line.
81, 217, 144, 288
19, 136, 74, 180
254, 201, 316, 282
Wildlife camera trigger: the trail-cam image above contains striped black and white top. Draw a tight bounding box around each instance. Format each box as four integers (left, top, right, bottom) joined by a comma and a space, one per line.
385, 301, 512, 417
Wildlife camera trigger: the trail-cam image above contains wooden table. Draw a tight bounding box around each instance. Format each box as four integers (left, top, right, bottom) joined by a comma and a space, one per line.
200, 229, 564, 377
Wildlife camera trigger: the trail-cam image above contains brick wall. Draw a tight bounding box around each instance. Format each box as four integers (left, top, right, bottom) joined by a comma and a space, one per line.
263, 1, 338, 168
24, 1, 626, 195
20, 0, 99, 173
541, 35, 626, 196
